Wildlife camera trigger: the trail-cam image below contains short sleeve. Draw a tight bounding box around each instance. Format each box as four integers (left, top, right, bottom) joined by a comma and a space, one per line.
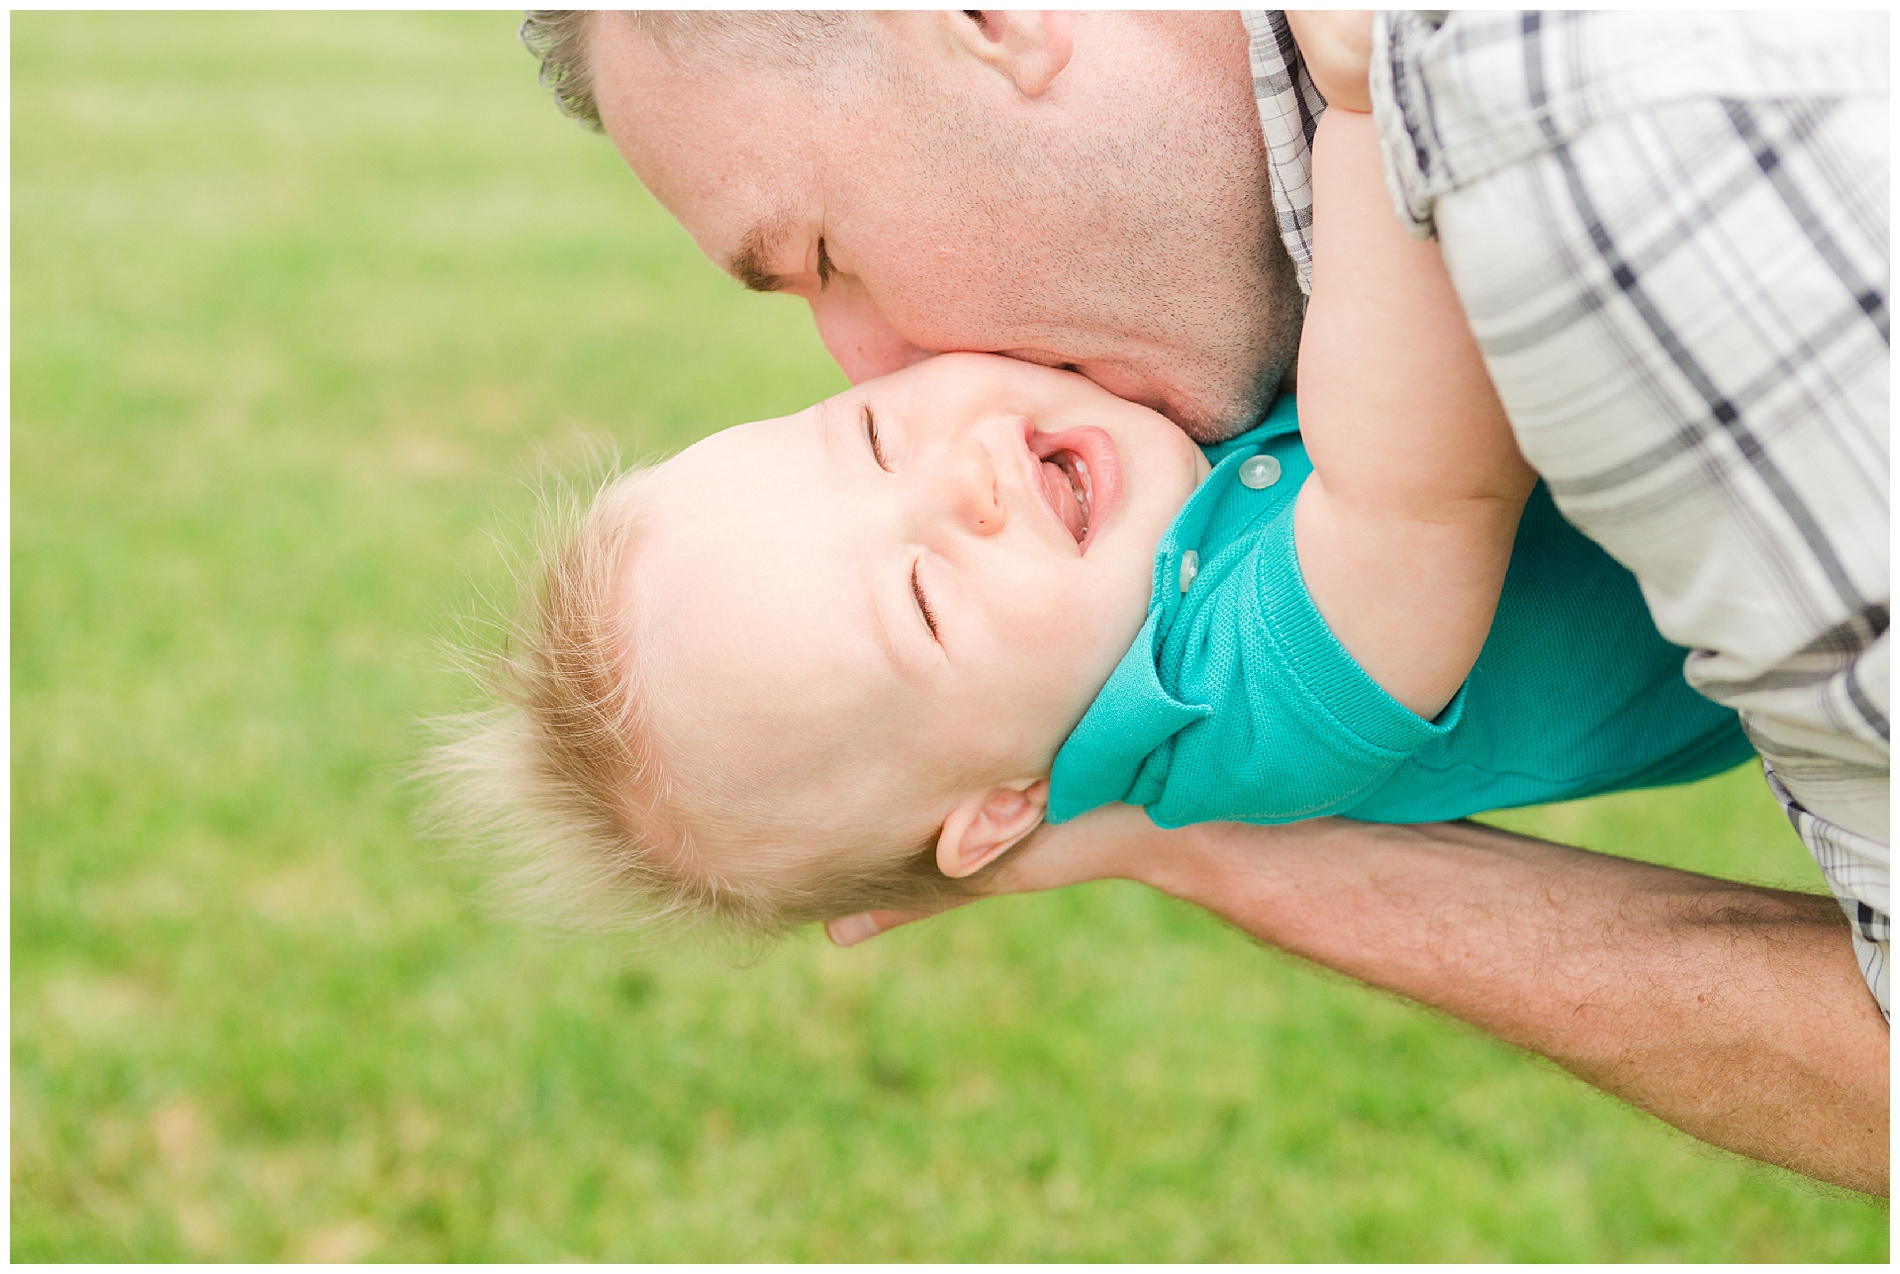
1146, 498, 1466, 828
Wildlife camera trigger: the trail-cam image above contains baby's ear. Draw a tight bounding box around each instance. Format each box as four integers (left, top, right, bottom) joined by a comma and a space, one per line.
935, 779, 1050, 879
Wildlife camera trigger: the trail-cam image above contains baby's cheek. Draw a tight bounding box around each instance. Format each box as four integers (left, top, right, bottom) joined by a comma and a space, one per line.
1015, 608, 1121, 707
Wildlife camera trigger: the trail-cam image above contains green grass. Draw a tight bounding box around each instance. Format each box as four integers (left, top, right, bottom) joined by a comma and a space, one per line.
11, 12, 1887, 1262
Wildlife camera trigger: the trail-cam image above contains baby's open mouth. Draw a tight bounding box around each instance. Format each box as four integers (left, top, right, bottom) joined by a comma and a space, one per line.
1037, 448, 1093, 545
1029, 426, 1121, 554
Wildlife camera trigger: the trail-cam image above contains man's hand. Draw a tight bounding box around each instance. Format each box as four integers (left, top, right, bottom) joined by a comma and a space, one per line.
825, 803, 1184, 946
1285, 11, 1375, 112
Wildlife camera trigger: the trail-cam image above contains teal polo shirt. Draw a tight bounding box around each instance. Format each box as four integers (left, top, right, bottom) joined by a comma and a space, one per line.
1047, 396, 1755, 828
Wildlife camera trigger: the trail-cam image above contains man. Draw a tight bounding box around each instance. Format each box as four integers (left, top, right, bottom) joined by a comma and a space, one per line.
521, 11, 1889, 1194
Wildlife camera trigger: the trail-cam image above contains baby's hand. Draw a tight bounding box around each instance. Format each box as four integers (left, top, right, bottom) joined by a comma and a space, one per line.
1285, 11, 1374, 112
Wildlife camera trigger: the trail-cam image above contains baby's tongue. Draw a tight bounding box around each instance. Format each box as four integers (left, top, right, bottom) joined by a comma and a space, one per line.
1039, 459, 1087, 544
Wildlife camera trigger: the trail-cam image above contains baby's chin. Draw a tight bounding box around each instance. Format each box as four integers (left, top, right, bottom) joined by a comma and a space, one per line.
1182, 433, 1215, 484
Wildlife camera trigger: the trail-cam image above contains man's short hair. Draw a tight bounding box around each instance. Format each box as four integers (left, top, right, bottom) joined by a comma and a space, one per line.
519, 11, 876, 133
519, 10, 603, 130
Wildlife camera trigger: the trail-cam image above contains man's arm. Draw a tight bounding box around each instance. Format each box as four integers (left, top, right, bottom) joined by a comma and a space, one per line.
833, 807, 1889, 1196
1125, 809, 1889, 1195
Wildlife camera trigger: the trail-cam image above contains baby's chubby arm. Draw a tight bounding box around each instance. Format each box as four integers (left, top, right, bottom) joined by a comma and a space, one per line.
1288, 14, 1537, 720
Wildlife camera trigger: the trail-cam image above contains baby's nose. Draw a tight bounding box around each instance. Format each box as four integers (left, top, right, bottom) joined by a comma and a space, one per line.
929, 437, 1006, 537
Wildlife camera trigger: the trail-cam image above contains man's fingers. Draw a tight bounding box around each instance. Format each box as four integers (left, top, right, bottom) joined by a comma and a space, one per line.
824, 909, 929, 947
824, 805, 1170, 948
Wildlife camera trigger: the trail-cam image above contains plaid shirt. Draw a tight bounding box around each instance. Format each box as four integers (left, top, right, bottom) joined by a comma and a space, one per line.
1242, 10, 1892, 1015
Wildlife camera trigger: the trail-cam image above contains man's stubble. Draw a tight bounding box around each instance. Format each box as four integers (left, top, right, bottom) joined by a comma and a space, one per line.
891, 43, 1304, 444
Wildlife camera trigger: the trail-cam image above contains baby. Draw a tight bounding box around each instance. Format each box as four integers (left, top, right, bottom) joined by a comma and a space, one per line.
440, 79, 1751, 933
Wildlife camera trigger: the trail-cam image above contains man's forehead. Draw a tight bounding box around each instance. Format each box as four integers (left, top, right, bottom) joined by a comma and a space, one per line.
592, 26, 822, 269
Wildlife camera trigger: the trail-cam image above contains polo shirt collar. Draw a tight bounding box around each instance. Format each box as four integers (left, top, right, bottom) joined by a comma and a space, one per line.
1047, 397, 1302, 822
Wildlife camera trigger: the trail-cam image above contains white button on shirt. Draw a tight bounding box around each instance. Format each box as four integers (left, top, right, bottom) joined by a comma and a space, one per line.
1239, 454, 1282, 489
1178, 550, 1199, 594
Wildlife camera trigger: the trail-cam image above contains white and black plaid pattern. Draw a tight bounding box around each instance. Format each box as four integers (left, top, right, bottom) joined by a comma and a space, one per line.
1246, 11, 1892, 1014
1240, 10, 1326, 296
1765, 761, 1890, 1009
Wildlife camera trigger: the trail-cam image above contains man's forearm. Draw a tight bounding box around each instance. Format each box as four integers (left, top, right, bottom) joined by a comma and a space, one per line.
1137, 816, 1888, 1195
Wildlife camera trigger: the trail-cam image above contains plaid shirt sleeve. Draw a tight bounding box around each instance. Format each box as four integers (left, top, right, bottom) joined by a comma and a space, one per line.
1240, 11, 1327, 295
1366, 10, 1892, 1016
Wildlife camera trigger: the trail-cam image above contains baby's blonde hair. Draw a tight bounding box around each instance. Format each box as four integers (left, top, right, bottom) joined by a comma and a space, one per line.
429, 464, 979, 937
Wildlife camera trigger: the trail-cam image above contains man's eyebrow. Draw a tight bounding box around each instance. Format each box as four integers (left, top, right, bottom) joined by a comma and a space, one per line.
728, 212, 796, 293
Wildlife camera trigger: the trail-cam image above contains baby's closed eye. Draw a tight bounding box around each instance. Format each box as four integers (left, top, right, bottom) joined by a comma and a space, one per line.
865, 403, 890, 471
911, 560, 941, 642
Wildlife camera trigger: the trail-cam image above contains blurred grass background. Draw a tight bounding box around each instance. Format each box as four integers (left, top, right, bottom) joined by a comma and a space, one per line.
10, 11, 1887, 1262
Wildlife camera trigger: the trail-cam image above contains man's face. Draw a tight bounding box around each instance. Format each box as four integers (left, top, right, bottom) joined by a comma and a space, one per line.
591, 13, 1303, 442
629, 354, 1209, 852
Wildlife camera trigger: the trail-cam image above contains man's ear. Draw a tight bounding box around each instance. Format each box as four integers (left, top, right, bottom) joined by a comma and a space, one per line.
935, 778, 1050, 879
945, 11, 1074, 98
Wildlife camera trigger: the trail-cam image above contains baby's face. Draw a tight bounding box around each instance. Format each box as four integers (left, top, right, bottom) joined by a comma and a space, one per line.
628, 353, 1210, 852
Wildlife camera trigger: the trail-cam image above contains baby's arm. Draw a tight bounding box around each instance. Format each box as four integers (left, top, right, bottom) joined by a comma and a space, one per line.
1289, 18, 1537, 720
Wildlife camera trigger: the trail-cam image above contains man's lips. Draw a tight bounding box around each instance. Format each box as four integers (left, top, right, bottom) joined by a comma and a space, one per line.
1028, 426, 1122, 554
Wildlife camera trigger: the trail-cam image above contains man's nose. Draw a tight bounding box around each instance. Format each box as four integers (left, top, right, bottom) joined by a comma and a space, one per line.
917, 437, 1007, 539
809, 281, 933, 383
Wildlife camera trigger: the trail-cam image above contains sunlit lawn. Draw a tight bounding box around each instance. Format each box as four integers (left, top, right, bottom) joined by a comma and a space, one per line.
11, 12, 1887, 1261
